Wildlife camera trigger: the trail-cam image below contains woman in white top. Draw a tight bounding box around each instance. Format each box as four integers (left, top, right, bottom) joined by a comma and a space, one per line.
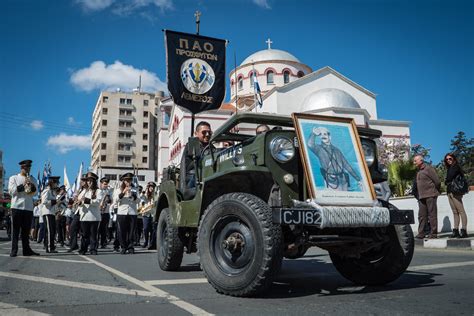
78, 172, 101, 255
41, 176, 61, 253
113, 172, 138, 254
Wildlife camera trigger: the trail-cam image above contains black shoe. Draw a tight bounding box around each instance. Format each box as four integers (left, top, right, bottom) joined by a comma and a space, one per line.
23, 250, 40, 256
90, 250, 98, 255
10, 252, 17, 257
415, 234, 425, 239
113, 248, 120, 253
100, 245, 106, 249
142, 243, 148, 248
128, 248, 135, 254
78, 250, 86, 255
147, 245, 156, 250
451, 228, 460, 238
460, 229, 468, 238
120, 249, 127, 255
47, 250, 59, 253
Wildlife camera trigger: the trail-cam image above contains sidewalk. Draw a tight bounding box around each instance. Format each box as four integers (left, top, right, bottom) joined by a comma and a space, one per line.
415, 232, 474, 250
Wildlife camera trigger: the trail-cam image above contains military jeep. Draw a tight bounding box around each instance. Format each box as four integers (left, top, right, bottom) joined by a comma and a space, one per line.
155, 112, 414, 297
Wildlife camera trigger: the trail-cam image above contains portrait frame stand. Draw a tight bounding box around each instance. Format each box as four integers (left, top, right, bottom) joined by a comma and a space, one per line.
292, 113, 376, 207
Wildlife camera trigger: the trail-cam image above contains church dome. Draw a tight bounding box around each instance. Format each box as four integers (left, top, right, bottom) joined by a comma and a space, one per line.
302, 88, 360, 111
241, 49, 301, 66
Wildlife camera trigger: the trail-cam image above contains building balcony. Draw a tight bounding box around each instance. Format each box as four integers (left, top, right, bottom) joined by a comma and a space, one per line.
118, 138, 134, 144
119, 115, 134, 122
117, 150, 133, 156
117, 162, 133, 167
118, 126, 134, 133
118, 103, 134, 109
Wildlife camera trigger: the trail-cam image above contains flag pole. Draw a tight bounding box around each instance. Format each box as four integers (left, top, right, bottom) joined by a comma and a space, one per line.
234, 51, 238, 115
252, 62, 257, 113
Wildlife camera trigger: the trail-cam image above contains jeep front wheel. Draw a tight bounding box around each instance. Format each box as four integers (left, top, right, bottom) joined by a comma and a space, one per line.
157, 208, 184, 271
329, 224, 414, 285
198, 193, 283, 297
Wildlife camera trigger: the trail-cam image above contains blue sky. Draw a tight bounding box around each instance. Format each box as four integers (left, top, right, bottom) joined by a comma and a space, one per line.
1, 0, 473, 185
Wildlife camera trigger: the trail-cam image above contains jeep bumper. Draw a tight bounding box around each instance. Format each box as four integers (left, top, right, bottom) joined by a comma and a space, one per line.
273, 206, 414, 229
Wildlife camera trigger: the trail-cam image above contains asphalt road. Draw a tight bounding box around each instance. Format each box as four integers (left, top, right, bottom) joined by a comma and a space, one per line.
0, 230, 473, 316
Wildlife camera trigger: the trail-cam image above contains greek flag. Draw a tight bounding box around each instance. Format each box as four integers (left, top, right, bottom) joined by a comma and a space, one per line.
253, 72, 263, 107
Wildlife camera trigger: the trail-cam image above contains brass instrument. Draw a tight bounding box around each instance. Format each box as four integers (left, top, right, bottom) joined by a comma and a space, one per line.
99, 190, 111, 214
137, 201, 154, 216
24, 172, 33, 194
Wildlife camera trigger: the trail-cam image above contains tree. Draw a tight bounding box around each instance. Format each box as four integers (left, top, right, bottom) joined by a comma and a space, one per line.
449, 131, 474, 185
410, 144, 432, 164
387, 159, 417, 197
376, 137, 410, 166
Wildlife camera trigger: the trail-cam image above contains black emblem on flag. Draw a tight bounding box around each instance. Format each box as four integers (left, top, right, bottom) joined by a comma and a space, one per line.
165, 30, 226, 114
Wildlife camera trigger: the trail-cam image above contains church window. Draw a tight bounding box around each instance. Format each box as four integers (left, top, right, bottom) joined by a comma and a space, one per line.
297, 71, 304, 78
266, 71, 274, 84
238, 77, 243, 90
250, 71, 255, 87
283, 71, 290, 84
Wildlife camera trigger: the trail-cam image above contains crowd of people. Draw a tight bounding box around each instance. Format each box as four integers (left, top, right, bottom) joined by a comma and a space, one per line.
8, 159, 158, 257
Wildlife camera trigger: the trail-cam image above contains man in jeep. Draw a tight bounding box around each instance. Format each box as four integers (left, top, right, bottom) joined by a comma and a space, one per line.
181, 121, 213, 190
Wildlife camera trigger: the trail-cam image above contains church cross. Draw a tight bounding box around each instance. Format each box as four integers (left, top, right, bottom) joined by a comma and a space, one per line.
266, 38, 273, 49
194, 11, 201, 35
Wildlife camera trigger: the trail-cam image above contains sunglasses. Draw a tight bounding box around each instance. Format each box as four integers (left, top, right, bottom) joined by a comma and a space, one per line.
201, 130, 212, 136
446, 157, 453, 161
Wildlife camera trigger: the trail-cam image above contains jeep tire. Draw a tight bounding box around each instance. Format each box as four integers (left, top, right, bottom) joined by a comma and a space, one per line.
329, 224, 414, 285
157, 208, 184, 271
198, 193, 283, 297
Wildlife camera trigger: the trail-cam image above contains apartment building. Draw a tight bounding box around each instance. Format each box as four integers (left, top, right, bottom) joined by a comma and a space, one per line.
91, 90, 164, 186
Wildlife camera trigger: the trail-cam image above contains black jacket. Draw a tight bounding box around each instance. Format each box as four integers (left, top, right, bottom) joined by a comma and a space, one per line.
445, 164, 463, 193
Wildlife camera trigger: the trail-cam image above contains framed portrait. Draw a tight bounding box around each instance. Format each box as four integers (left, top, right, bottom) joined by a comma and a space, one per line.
292, 113, 376, 206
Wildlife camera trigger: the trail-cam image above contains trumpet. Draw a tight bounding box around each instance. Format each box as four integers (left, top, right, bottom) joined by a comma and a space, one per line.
138, 201, 154, 216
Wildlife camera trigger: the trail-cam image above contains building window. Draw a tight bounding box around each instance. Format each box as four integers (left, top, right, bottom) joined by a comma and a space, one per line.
102, 108, 108, 114
266, 70, 274, 84
101, 143, 106, 150
142, 157, 147, 163
162, 112, 170, 126
102, 96, 108, 103
126, 99, 132, 105
238, 77, 243, 90
120, 98, 126, 104
101, 131, 107, 138
105, 174, 117, 180
102, 119, 107, 126
297, 71, 304, 78
143, 111, 149, 118
249, 71, 255, 87
283, 71, 290, 84
143, 145, 148, 151
143, 122, 148, 129
143, 100, 149, 106
125, 157, 131, 163
100, 155, 106, 162
143, 134, 148, 140
138, 175, 145, 181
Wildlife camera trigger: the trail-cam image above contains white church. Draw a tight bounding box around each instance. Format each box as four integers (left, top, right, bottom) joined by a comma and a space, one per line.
156, 40, 410, 181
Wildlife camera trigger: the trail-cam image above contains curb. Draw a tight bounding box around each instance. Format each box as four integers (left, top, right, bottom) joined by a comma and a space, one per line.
415, 238, 474, 250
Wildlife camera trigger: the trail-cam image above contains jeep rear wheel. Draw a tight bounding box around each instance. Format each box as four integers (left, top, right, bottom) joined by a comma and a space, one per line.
157, 208, 184, 271
329, 224, 414, 285
198, 193, 283, 297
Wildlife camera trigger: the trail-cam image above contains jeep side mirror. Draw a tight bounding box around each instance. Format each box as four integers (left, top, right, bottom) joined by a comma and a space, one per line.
187, 137, 201, 158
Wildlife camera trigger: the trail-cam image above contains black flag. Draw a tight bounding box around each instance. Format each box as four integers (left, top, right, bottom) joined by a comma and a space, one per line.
165, 30, 226, 114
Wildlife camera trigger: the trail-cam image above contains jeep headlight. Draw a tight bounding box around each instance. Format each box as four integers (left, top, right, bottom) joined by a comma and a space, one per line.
361, 139, 375, 167
269, 137, 295, 163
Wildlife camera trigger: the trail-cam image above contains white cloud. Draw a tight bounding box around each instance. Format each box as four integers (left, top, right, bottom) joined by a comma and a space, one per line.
67, 116, 81, 126
113, 0, 173, 16
30, 120, 44, 130
70, 60, 166, 93
76, 0, 115, 11
253, 0, 271, 9
47, 133, 91, 154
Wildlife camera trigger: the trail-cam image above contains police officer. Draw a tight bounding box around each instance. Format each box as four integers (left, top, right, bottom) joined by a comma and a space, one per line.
98, 177, 111, 249
41, 176, 61, 253
113, 172, 138, 254
8, 159, 40, 257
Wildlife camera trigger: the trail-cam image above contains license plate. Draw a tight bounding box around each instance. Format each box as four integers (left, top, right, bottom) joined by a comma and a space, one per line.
280, 209, 321, 225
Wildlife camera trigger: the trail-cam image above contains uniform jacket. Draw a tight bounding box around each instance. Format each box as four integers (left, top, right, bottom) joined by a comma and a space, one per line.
113, 188, 138, 215
74, 188, 87, 215
80, 189, 101, 222
41, 187, 58, 216
98, 188, 111, 214
8, 173, 38, 211
416, 164, 441, 199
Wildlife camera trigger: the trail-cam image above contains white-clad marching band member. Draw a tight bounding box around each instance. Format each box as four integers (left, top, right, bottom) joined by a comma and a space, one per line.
78, 172, 101, 255
8, 159, 39, 257
98, 177, 112, 249
41, 176, 61, 253
113, 172, 138, 254
140, 182, 157, 249
135, 185, 144, 246
55, 185, 67, 247
67, 175, 88, 253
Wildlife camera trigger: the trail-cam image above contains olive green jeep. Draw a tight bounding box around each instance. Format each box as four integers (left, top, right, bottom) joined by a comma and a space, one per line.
155, 112, 414, 297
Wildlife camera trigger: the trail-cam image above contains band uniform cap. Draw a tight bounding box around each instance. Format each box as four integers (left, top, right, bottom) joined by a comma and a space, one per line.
100, 177, 110, 183
59, 185, 66, 190
49, 176, 61, 182
147, 181, 156, 188
85, 172, 99, 181
120, 172, 134, 181
81, 174, 88, 180
19, 160, 33, 167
